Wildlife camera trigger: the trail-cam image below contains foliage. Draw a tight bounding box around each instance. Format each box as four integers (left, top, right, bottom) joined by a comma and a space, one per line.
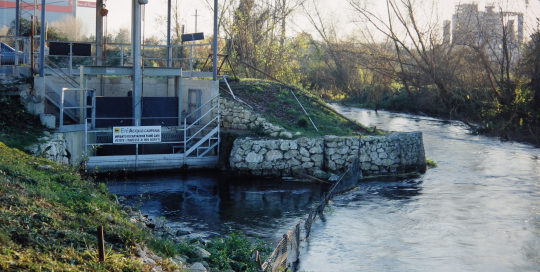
205, 231, 271, 272
0, 96, 50, 151
0, 138, 255, 271
220, 0, 309, 85
298, 116, 309, 128
0, 141, 151, 271
426, 159, 438, 169
7, 18, 68, 41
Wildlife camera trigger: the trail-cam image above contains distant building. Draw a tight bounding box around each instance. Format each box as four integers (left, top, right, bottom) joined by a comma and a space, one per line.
0, 0, 97, 37
443, 20, 451, 44
451, 3, 523, 47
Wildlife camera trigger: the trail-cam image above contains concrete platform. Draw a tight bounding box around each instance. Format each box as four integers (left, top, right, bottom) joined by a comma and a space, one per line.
86, 154, 218, 172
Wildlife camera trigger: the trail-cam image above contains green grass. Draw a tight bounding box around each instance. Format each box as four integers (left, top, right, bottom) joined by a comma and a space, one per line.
223, 79, 372, 138
0, 142, 151, 271
0, 141, 270, 271
0, 97, 52, 151
205, 231, 271, 272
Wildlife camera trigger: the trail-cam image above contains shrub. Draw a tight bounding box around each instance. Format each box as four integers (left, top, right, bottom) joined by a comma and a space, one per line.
298, 117, 309, 128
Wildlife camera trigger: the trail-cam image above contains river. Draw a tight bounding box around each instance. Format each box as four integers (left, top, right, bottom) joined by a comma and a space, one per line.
105, 105, 540, 271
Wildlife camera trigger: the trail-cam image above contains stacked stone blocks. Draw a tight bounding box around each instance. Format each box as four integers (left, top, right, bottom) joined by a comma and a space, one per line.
230, 132, 426, 178
220, 98, 293, 138
229, 137, 324, 176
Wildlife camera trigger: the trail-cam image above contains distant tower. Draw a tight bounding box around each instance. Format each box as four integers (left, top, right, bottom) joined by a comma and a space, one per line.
507, 20, 516, 44
443, 20, 451, 44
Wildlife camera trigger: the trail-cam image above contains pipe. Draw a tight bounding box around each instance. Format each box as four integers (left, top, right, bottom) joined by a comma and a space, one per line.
166, 0, 171, 67
39, 0, 45, 77
132, 0, 142, 126
212, 0, 218, 81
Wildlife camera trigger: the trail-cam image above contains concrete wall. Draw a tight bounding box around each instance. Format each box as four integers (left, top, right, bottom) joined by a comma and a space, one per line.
229, 132, 426, 178
20, 77, 44, 115
182, 79, 219, 125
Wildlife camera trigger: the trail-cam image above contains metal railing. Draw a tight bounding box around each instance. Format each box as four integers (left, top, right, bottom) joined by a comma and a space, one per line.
81, 95, 220, 164
1, 36, 214, 73
183, 95, 220, 158
0, 36, 30, 66
59, 88, 95, 132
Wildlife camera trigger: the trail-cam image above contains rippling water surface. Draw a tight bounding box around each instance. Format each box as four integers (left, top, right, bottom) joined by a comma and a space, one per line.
298, 106, 540, 271
105, 105, 540, 271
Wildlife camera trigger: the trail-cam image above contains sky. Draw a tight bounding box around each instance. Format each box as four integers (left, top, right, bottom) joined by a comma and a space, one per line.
104, 0, 213, 38
101, 0, 540, 42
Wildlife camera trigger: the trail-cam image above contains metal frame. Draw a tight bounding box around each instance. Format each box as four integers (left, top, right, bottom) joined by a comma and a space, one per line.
84, 95, 220, 169
59, 88, 95, 132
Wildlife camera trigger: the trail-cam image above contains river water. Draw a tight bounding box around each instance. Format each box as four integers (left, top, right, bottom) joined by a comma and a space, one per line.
105, 105, 540, 271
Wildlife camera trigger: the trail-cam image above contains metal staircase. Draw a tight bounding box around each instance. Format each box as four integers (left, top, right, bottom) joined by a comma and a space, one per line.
43, 60, 82, 123
182, 95, 220, 158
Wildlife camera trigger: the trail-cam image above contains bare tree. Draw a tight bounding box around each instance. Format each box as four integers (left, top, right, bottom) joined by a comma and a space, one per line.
50, 15, 87, 41
0, 25, 8, 36
212, 0, 305, 81
346, 0, 473, 110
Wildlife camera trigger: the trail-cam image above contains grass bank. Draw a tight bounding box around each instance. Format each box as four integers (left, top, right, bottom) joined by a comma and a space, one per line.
0, 141, 156, 271
221, 79, 375, 137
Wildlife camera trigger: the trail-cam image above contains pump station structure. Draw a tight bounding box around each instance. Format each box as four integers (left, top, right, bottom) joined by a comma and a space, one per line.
0, 0, 222, 172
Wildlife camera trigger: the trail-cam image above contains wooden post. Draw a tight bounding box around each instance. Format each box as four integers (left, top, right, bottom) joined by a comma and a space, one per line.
256, 250, 262, 270
97, 226, 105, 262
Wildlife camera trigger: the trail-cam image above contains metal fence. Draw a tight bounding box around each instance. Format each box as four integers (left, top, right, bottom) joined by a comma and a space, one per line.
261, 156, 361, 272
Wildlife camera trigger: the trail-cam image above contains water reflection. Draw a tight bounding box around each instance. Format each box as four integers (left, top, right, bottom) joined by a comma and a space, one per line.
105, 173, 326, 243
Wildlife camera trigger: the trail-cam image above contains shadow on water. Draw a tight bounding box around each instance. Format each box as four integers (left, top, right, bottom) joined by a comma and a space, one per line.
103, 173, 328, 244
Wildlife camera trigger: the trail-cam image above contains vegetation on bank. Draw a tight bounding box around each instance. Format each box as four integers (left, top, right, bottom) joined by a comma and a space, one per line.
221, 79, 375, 137
0, 96, 50, 151
339, 83, 540, 146
0, 140, 271, 271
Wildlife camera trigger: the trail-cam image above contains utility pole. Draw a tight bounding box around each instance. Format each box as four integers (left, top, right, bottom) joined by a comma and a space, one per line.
96, 0, 103, 66
39, 0, 45, 77
191, 9, 200, 69
166, 0, 171, 67
15, 0, 19, 36
192, 9, 200, 33
132, 0, 142, 126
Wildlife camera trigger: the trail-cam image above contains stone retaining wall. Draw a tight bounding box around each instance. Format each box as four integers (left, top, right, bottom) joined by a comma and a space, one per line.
324, 136, 360, 173
229, 137, 324, 177
26, 132, 71, 165
359, 132, 426, 175
229, 132, 426, 178
220, 98, 294, 138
